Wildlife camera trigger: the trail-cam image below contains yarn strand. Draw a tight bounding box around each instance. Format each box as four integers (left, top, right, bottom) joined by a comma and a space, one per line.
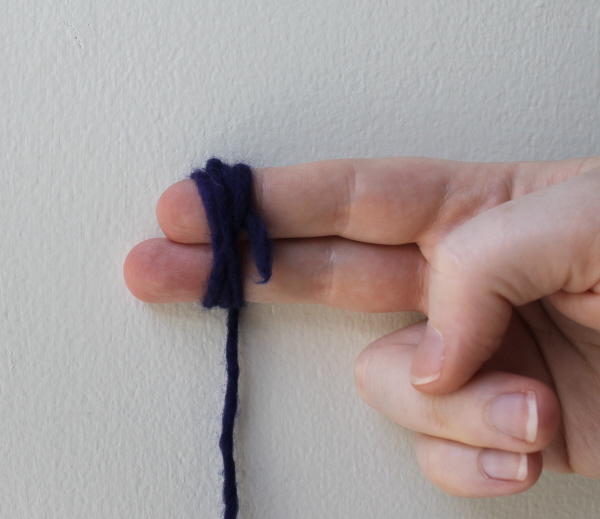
220, 308, 240, 518
190, 158, 273, 519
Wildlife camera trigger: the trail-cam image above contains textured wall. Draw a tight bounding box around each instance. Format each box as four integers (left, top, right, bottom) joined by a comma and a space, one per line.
1, 0, 599, 517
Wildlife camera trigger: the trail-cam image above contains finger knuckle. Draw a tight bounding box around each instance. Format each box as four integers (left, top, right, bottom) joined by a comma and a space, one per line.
415, 436, 452, 491
432, 232, 477, 280
426, 396, 451, 437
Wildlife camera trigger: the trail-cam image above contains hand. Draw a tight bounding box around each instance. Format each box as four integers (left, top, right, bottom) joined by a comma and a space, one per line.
124, 155, 600, 497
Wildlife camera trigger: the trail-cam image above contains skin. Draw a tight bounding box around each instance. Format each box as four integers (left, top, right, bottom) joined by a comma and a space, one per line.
124, 155, 600, 497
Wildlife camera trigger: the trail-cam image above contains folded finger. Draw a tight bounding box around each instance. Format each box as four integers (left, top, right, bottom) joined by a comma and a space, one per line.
354, 321, 560, 453
414, 433, 543, 497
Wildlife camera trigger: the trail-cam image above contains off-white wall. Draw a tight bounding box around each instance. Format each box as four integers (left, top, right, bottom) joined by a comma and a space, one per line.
1, 1, 599, 517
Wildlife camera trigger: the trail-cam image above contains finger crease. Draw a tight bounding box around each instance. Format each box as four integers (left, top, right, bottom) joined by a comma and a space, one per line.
321, 239, 338, 306
334, 161, 357, 237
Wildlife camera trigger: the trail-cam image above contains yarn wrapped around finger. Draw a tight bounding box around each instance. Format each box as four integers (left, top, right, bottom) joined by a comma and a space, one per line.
190, 158, 273, 519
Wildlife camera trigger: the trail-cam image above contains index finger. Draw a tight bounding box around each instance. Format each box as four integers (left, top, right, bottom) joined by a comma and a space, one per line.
156, 156, 590, 246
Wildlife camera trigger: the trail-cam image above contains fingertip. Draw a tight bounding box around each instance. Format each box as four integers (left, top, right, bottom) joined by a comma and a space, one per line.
123, 238, 175, 302
410, 311, 512, 396
156, 180, 208, 243
353, 344, 373, 404
123, 239, 157, 302
530, 382, 561, 449
355, 320, 427, 405
123, 238, 207, 303
410, 322, 444, 388
414, 434, 543, 497
477, 449, 543, 490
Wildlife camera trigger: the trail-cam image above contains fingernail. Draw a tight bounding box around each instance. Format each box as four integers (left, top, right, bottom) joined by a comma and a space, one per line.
410, 322, 444, 385
479, 450, 528, 482
487, 391, 538, 443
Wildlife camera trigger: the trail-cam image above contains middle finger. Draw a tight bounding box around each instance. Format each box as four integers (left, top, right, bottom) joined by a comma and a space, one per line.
124, 236, 427, 312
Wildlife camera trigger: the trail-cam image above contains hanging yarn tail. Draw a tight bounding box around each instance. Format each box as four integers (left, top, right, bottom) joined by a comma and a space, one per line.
190, 158, 273, 519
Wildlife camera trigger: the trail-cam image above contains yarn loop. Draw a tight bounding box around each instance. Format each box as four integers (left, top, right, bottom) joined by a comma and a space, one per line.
190, 158, 273, 519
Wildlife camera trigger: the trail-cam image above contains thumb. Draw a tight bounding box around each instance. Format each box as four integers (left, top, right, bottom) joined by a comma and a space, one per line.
410, 168, 600, 394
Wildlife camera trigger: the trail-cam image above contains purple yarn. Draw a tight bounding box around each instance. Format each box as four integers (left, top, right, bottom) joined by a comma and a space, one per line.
190, 158, 273, 519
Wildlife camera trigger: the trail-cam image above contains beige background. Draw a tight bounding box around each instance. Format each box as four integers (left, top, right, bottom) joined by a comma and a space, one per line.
1, 0, 599, 517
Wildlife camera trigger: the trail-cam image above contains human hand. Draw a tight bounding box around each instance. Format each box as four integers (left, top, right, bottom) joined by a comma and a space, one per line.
124, 155, 600, 497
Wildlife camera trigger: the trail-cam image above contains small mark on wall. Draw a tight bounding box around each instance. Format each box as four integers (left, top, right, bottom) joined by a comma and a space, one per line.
59, 21, 83, 50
